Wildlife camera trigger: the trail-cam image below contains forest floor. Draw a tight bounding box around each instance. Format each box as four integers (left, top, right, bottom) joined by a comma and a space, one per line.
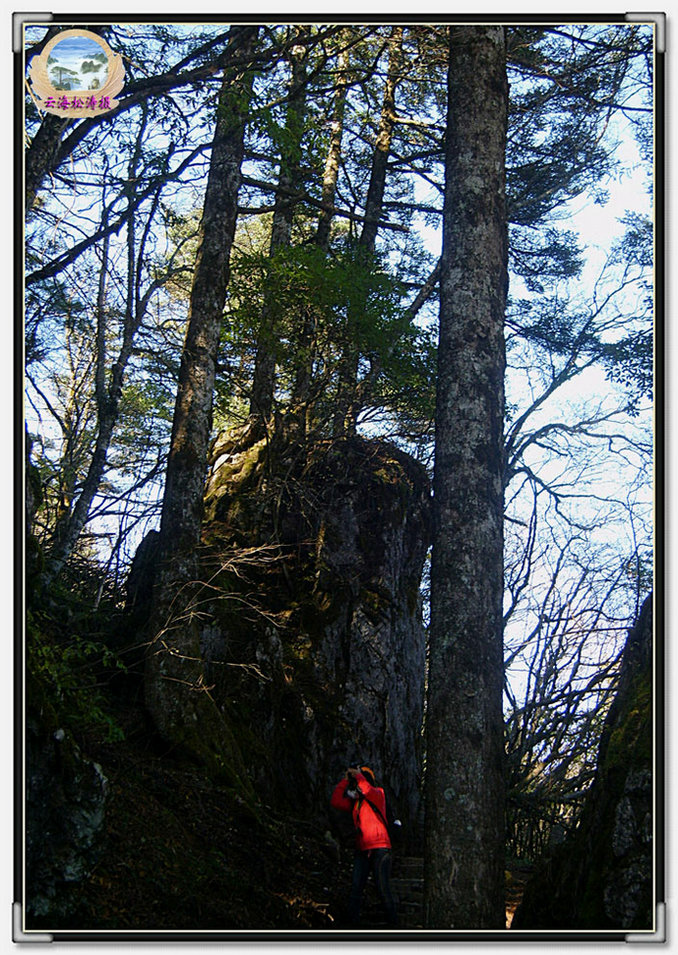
61, 703, 341, 931
36, 695, 532, 933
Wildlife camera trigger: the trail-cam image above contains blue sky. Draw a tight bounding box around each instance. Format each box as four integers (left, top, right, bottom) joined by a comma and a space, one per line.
50, 35, 107, 65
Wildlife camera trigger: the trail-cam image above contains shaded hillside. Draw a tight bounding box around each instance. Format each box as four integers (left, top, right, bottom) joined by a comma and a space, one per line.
512, 593, 654, 931
26, 707, 339, 931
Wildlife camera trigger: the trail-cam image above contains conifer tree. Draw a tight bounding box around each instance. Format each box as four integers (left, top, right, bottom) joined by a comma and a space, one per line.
424, 25, 508, 928
144, 26, 259, 767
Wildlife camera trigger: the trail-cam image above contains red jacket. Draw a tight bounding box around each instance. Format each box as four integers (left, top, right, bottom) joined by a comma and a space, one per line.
330, 772, 391, 851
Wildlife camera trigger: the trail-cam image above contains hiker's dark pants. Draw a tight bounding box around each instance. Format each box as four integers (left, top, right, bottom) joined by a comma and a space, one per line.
348, 849, 397, 926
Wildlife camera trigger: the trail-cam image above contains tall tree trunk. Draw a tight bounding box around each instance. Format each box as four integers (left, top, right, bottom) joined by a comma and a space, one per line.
424, 25, 508, 929
290, 43, 349, 426
359, 26, 402, 254
144, 27, 258, 780
315, 44, 349, 254
249, 28, 309, 428
333, 25, 402, 436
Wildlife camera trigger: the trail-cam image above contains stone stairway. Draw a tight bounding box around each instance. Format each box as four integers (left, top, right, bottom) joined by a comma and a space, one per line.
332, 856, 527, 930
358, 854, 424, 930
393, 855, 425, 928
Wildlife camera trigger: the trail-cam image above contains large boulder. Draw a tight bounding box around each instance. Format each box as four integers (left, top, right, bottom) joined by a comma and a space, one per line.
512, 593, 654, 931
191, 429, 431, 831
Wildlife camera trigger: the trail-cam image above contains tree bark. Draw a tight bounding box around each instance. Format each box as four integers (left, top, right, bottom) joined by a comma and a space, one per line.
359, 26, 402, 254
144, 27, 258, 776
315, 44, 349, 254
424, 25, 508, 929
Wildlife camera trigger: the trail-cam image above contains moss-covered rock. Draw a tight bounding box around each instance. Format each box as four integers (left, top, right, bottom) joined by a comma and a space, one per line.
127, 427, 429, 839
195, 428, 431, 834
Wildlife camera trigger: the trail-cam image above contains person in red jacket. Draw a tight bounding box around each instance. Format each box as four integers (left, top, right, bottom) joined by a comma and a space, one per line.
330, 766, 398, 927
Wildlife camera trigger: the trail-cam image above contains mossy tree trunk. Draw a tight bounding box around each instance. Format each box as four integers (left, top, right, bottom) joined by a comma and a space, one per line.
424, 25, 508, 929
145, 26, 259, 780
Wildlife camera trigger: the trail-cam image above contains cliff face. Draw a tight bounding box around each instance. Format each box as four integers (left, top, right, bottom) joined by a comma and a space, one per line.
512, 593, 654, 931
194, 430, 431, 830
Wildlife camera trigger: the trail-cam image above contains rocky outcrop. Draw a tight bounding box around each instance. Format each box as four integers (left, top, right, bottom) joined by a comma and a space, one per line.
512, 593, 654, 931
26, 713, 108, 921
125, 528, 160, 622
172, 428, 432, 831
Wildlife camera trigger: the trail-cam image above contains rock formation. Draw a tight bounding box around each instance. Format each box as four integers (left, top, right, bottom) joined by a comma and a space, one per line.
25, 711, 108, 920
135, 428, 431, 833
512, 593, 654, 931
197, 429, 431, 830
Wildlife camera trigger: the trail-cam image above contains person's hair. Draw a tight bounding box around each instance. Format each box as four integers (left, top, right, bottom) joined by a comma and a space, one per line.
360, 765, 376, 786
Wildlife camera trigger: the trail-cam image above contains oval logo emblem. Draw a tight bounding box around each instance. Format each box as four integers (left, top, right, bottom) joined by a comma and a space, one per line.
27, 28, 124, 117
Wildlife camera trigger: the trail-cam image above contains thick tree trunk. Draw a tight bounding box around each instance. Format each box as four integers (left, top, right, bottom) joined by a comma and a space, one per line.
424, 25, 508, 929
144, 27, 258, 776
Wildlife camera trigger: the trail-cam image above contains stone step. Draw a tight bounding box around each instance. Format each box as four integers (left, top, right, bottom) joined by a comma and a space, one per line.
339, 855, 426, 929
